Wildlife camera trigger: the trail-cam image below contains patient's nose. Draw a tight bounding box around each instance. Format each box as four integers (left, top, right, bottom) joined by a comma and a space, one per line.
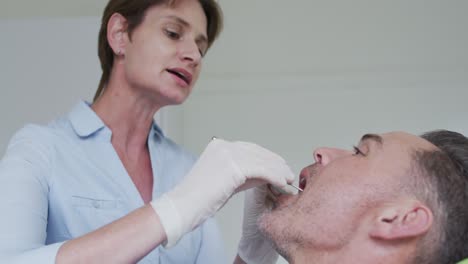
313, 147, 350, 165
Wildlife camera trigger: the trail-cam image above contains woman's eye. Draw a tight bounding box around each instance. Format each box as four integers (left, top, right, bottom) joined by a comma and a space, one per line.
165, 29, 180, 40
353, 146, 365, 156
199, 48, 205, 57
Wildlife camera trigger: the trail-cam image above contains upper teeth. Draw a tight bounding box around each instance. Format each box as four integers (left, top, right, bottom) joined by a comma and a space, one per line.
178, 72, 186, 78
175, 71, 187, 79
300, 177, 306, 187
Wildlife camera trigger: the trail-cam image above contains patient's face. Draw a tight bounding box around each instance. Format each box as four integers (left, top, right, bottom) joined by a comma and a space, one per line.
258, 131, 436, 257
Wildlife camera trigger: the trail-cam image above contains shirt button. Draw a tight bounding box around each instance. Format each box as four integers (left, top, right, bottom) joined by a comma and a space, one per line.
93, 201, 100, 208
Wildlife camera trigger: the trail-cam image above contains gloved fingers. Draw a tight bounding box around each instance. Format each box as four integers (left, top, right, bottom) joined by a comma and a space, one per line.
233, 143, 295, 183
235, 179, 266, 193
208, 138, 295, 186
235, 173, 296, 196
246, 163, 295, 188
269, 183, 296, 195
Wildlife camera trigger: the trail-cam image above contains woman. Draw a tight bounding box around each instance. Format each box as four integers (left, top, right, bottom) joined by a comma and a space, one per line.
0, 0, 294, 263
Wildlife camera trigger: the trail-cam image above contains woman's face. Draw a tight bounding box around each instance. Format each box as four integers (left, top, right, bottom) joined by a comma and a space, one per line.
122, 0, 208, 106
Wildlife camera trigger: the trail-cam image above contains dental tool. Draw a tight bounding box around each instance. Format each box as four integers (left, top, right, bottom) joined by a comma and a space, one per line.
289, 183, 303, 193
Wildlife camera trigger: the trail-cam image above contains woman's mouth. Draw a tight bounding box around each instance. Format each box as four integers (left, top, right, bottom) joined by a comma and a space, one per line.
167, 68, 192, 86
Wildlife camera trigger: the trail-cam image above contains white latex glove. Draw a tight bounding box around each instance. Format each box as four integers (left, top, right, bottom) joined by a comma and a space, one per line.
238, 185, 279, 264
151, 138, 294, 247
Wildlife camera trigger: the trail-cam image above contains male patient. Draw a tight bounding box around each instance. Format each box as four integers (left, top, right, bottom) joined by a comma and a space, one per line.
238, 130, 468, 264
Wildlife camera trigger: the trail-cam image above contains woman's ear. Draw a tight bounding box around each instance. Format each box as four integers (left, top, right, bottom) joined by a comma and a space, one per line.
369, 200, 433, 241
107, 13, 128, 57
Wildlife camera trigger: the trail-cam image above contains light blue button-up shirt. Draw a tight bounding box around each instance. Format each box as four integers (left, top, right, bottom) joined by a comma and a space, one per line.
0, 101, 226, 263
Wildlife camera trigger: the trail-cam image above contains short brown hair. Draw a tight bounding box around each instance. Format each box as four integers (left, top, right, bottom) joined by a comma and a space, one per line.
411, 130, 468, 263
94, 0, 223, 101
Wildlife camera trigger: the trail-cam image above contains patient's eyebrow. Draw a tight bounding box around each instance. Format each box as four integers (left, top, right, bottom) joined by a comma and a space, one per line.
360, 133, 383, 145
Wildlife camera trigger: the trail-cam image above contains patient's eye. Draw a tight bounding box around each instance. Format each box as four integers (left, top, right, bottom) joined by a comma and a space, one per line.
353, 146, 366, 156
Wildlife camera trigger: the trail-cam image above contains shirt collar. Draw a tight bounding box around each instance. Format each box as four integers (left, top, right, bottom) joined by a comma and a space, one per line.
151, 121, 164, 138
68, 100, 106, 137
68, 100, 165, 138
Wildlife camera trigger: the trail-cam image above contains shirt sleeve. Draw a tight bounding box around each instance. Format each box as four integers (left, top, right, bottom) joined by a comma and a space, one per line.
0, 126, 64, 263
195, 217, 227, 264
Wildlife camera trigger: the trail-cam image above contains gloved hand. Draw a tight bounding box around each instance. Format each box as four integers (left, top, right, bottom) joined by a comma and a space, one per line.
238, 185, 279, 264
151, 138, 294, 247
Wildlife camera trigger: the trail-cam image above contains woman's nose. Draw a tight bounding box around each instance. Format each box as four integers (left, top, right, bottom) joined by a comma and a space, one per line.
313, 147, 350, 165
180, 41, 201, 67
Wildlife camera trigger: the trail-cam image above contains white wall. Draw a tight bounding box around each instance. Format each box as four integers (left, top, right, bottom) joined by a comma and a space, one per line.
1, 0, 107, 19
1, 1, 468, 263
0, 17, 101, 153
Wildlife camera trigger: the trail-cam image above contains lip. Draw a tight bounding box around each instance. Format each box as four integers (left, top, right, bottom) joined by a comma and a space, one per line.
299, 168, 309, 190
166, 67, 193, 86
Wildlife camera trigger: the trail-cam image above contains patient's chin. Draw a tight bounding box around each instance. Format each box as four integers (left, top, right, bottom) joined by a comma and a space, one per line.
257, 209, 294, 261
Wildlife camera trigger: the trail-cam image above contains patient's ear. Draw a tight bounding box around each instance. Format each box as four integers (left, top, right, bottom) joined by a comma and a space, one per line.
369, 200, 433, 240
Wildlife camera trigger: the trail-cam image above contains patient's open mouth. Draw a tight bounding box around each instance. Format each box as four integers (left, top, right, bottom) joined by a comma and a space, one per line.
299, 165, 316, 190
299, 176, 307, 190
